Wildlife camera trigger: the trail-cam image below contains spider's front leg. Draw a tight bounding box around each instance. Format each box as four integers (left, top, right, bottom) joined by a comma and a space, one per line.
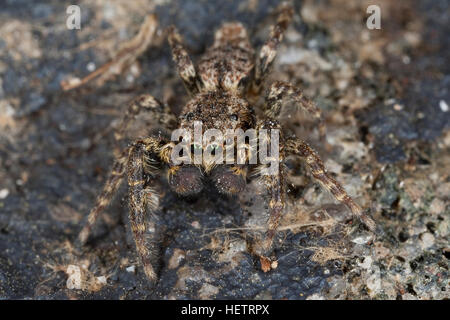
265, 81, 326, 141
257, 166, 287, 272
253, 2, 294, 89
252, 120, 287, 272
79, 95, 175, 245
168, 26, 202, 95
285, 138, 376, 232
126, 137, 169, 281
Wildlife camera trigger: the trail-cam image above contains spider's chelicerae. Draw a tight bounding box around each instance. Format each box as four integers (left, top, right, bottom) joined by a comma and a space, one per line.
77, 2, 376, 281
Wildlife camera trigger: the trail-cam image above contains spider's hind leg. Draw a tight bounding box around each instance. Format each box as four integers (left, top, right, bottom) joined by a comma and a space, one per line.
77, 148, 129, 245
168, 26, 202, 95
79, 93, 175, 244
286, 138, 376, 232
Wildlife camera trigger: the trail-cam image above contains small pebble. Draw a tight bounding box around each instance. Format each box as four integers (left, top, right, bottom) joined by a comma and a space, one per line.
419, 232, 435, 249
402, 55, 411, 64
270, 260, 278, 270
352, 233, 372, 245
439, 100, 448, 112
0, 189, 9, 199
168, 249, 186, 269
393, 103, 403, 111
86, 62, 96, 72
66, 265, 82, 290
96, 276, 107, 285
126, 74, 135, 83
358, 256, 372, 269
126, 265, 136, 273
429, 198, 445, 215
191, 221, 201, 229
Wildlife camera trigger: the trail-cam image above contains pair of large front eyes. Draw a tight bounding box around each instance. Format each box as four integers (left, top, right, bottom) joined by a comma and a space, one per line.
190, 143, 221, 155
184, 113, 239, 121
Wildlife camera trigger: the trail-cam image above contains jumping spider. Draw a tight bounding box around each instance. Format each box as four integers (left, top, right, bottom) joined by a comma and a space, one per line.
77, 2, 376, 281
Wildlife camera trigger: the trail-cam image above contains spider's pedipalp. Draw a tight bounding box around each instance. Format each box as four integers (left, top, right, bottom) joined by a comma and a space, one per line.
253, 2, 294, 89
168, 165, 204, 196
168, 26, 201, 95
265, 81, 326, 140
211, 165, 247, 195
286, 138, 376, 232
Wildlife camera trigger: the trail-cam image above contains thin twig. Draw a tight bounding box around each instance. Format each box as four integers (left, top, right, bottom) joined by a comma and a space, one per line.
61, 14, 158, 91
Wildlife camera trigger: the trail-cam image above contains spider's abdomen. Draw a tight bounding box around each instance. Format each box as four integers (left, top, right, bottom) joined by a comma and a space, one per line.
197, 22, 254, 92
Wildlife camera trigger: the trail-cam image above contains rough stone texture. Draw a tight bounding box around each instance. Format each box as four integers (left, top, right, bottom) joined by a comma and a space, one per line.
0, 0, 448, 299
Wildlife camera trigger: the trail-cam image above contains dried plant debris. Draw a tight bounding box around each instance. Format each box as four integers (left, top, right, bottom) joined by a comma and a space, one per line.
61, 14, 158, 91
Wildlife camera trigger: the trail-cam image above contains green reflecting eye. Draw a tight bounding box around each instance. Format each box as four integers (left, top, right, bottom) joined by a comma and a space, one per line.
190, 144, 202, 155
207, 144, 222, 156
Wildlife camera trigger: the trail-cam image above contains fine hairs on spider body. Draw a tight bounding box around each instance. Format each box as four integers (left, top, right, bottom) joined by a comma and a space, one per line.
77, 2, 376, 281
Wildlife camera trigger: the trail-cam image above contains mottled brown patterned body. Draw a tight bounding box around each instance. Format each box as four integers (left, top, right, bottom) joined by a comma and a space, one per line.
197, 22, 254, 92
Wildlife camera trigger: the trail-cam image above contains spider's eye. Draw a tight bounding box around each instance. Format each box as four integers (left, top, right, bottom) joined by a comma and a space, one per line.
207, 144, 221, 156
191, 143, 202, 154
230, 114, 238, 121
207, 144, 218, 150
185, 112, 195, 121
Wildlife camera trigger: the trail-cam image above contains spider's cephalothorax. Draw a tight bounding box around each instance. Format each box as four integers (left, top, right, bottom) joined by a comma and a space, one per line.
77, 2, 376, 281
